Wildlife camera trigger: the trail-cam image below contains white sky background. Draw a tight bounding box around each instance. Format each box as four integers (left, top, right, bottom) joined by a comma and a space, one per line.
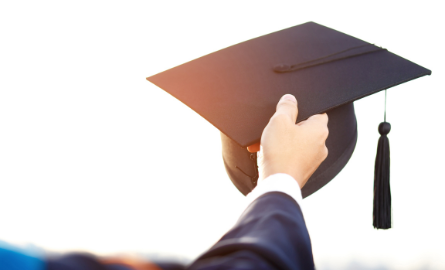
0, 0, 444, 269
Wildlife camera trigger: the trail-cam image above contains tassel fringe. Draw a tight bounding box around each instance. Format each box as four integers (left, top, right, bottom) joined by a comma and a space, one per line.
373, 122, 391, 229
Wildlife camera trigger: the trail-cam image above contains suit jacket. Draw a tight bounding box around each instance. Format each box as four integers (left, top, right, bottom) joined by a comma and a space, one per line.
188, 192, 314, 270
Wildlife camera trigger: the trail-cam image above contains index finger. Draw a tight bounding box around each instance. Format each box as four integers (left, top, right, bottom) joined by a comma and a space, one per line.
299, 113, 329, 127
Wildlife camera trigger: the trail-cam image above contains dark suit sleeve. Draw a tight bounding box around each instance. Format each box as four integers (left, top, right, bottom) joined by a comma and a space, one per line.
188, 192, 314, 270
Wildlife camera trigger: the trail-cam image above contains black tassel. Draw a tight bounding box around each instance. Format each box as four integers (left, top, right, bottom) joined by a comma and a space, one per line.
373, 122, 391, 229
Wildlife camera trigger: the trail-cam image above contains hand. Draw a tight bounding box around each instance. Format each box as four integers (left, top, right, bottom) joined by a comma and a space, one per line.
250, 94, 329, 189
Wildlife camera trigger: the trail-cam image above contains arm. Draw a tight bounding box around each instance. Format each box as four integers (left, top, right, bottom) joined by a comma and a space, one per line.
190, 94, 328, 270
189, 178, 314, 270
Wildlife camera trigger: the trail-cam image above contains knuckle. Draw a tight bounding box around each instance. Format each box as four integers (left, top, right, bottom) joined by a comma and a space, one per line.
323, 126, 329, 139
271, 113, 287, 122
270, 113, 289, 126
323, 113, 329, 122
316, 125, 329, 140
277, 100, 297, 115
308, 114, 318, 121
269, 113, 286, 126
313, 113, 328, 123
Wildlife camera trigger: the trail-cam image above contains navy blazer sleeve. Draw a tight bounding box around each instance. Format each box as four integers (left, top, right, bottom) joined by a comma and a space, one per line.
188, 192, 315, 270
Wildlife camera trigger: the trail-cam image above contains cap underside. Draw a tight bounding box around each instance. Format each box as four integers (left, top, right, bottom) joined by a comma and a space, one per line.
222, 102, 357, 198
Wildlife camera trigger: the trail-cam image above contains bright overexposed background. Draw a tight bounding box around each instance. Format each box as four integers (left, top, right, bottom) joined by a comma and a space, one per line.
0, 1, 443, 269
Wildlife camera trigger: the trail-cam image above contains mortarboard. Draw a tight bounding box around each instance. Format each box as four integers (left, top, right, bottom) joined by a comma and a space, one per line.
147, 22, 431, 229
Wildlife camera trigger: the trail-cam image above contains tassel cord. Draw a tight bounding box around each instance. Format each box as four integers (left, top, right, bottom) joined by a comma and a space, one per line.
373, 89, 392, 229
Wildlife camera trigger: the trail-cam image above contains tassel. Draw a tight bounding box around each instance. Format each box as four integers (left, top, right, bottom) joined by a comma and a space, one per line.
373, 121, 391, 229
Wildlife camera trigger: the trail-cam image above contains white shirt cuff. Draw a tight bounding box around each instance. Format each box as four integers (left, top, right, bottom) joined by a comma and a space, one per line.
245, 173, 303, 210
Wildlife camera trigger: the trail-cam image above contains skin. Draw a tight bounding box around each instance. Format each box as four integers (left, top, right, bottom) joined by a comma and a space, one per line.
248, 94, 329, 189
98, 94, 328, 269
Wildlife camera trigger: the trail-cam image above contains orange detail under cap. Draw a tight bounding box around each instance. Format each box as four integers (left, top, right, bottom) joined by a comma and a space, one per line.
247, 142, 261, 153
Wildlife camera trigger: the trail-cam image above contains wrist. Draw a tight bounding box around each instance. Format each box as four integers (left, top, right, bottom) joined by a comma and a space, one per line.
260, 164, 304, 189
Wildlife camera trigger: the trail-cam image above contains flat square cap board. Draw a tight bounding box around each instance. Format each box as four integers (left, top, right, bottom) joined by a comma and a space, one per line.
147, 22, 431, 228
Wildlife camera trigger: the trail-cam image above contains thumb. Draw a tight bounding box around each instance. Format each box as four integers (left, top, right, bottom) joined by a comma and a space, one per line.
275, 94, 298, 123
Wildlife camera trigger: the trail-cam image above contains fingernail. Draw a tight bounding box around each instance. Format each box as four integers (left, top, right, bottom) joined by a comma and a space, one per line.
282, 94, 296, 103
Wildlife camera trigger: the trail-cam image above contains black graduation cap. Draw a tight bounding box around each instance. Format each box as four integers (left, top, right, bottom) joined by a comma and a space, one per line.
147, 22, 431, 229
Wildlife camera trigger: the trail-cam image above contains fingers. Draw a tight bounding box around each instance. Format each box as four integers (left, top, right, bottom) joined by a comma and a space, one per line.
275, 94, 298, 123
247, 142, 261, 153
299, 113, 328, 127
301, 113, 329, 138
306, 113, 329, 126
